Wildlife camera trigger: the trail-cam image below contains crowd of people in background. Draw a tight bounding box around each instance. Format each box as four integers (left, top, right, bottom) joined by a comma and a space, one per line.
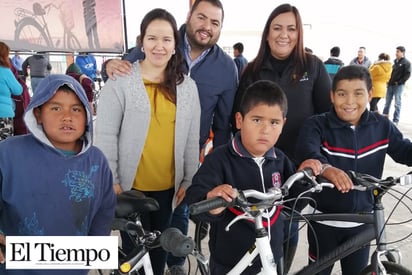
1, 1, 412, 275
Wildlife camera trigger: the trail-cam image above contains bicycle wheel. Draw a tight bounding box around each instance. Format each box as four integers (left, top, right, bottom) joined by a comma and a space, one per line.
193, 220, 210, 275
360, 261, 412, 275
14, 17, 52, 48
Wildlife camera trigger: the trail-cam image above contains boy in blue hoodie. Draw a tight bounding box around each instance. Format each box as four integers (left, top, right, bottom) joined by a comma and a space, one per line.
295, 65, 412, 275
185, 80, 322, 274
0, 74, 116, 274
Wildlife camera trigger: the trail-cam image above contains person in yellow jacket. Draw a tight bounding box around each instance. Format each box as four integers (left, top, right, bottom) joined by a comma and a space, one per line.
369, 53, 392, 112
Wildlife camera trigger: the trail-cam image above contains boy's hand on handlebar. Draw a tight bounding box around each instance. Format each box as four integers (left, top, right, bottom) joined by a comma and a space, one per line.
206, 184, 237, 215
322, 166, 353, 192
298, 159, 322, 175
106, 59, 132, 80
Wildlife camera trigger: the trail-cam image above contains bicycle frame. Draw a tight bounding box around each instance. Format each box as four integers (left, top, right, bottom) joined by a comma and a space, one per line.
291, 174, 410, 275
190, 170, 412, 275
227, 213, 277, 275
190, 169, 317, 275
108, 190, 195, 275
121, 246, 154, 275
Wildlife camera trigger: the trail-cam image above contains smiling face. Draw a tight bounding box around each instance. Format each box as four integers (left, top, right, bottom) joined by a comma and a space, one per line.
235, 103, 285, 157
267, 11, 298, 60
331, 79, 372, 126
142, 19, 176, 69
185, 1, 223, 52
34, 89, 86, 152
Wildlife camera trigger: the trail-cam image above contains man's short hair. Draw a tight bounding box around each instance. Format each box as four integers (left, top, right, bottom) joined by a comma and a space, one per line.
330, 46, 340, 57
239, 80, 288, 117
233, 42, 244, 53
397, 46, 406, 53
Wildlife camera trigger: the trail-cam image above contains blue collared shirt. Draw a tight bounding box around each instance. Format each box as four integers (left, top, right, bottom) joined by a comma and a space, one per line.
184, 34, 211, 73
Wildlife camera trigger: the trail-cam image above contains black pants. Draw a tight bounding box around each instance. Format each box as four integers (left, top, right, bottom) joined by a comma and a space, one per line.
120, 188, 174, 275
370, 97, 381, 112
307, 222, 371, 275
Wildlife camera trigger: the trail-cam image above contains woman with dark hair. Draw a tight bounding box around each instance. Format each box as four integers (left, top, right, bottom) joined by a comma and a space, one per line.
0, 41, 23, 140
231, 4, 331, 273
94, 8, 200, 275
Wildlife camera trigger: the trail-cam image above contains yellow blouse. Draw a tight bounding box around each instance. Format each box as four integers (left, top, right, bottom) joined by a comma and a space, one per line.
133, 80, 176, 191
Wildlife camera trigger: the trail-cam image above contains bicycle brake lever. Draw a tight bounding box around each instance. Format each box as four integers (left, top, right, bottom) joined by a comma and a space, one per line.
225, 213, 251, 232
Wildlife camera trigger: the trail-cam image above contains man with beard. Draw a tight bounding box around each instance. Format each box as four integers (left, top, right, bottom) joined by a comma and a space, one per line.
102, 1, 238, 274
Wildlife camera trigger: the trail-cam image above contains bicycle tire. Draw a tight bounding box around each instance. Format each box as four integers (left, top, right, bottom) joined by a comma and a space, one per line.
360, 261, 412, 275
14, 17, 52, 48
194, 220, 210, 275
295, 228, 375, 275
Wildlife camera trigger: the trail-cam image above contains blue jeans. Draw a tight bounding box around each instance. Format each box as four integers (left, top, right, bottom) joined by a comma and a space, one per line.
383, 84, 404, 123
167, 202, 189, 267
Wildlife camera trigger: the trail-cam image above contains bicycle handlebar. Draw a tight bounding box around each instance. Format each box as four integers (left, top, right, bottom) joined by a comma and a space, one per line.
160, 227, 195, 257
189, 196, 233, 216
189, 168, 317, 216
347, 170, 412, 189
189, 169, 412, 216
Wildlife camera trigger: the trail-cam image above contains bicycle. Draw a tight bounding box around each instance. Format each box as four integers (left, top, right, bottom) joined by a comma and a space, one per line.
98, 189, 195, 275
14, 2, 81, 51
189, 169, 412, 275
292, 170, 412, 275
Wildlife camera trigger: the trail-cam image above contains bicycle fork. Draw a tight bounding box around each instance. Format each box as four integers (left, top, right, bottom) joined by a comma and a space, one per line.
227, 215, 277, 275
370, 199, 402, 274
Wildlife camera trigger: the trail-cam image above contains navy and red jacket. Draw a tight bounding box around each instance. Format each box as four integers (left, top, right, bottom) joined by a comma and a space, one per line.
295, 109, 412, 214
185, 132, 308, 272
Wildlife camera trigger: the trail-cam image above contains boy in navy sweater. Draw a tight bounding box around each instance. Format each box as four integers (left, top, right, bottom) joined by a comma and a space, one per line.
186, 80, 322, 274
295, 65, 412, 275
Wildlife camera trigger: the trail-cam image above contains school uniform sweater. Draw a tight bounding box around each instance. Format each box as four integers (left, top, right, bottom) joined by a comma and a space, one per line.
233, 53, 331, 164
295, 109, 412, 215
186, 133, 308, 272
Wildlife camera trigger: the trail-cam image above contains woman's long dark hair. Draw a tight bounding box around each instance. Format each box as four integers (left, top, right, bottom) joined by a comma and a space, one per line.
246, 4, 308, 83
139, 8, 185, 103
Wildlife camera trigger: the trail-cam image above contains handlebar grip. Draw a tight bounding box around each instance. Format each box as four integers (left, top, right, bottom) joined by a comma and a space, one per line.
398, 173, 412, 186
302, 167, 315, 177
159, 227, 194, 257
189, 197, 230, 215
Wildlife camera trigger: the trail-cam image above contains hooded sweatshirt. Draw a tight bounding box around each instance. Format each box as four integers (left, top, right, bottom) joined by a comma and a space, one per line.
0, 74, 116, 275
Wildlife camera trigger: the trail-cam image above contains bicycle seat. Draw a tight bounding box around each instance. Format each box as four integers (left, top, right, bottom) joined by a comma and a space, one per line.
33, 3, 46, 16
115, 190, 160, 218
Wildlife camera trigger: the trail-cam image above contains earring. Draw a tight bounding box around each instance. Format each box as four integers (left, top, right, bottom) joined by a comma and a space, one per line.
172, 49, 176, 55
141, 47, 144, 53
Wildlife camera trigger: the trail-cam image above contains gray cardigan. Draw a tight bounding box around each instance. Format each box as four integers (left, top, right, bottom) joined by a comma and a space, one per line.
95, 62, 200, 208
